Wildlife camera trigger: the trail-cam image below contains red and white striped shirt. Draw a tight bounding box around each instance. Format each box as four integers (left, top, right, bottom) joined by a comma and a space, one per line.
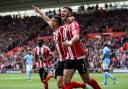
63, 21, 87, 60
123, 42, 128, 51
34, 45, 53, 68
53, 26, 66, 61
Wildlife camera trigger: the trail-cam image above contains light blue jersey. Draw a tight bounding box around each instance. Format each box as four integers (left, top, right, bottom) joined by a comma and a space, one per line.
23, 54, 33, 65
103, 46, 116, 85
103, 47, 111, 64
103, 47, 111, 69
23, 54, 33, 80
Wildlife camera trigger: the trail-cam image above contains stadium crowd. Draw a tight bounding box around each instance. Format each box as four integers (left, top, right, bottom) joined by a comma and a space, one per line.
0, 8, 128, 72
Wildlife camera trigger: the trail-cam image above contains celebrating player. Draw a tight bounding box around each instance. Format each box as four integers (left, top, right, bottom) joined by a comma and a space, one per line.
32, 5, 87, 89
61, 7, 101, 89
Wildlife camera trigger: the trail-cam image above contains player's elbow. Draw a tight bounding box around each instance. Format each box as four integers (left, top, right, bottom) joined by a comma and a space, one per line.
75, 35, 80, 41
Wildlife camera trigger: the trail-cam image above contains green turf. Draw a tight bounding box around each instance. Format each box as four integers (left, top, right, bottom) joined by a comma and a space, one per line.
0, 73, 128, 89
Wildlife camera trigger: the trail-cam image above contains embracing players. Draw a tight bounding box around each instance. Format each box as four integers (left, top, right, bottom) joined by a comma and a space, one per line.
32, 5, 101, 89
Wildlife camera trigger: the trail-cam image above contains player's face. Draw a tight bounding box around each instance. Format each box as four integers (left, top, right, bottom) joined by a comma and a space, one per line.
28, 51, 32, 55
61, 8, 71, 21
50, 18, 58, 31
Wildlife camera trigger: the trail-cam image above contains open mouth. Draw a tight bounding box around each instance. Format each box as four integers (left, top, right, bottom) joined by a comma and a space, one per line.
61, 15, 65, 18
61, 15, 66, 20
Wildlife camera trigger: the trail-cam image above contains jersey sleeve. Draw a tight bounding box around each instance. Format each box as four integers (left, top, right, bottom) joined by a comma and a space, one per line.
23, 55, 27, 60
103, 48, 106, 55
70, 21, 80, 36
46, 47, 53, 55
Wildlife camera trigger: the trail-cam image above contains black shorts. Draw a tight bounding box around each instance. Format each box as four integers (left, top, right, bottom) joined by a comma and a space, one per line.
103, 69, 109, 72
64, 58, 88, 74
55, 61, 64, 79
39, 67, 48, 81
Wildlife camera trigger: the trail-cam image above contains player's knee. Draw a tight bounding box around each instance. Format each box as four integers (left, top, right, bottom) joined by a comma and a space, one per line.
63, 77, 70, 84
58, 85, 63, 89
57, 77, 63, 89
57, 82, 63, 89
83, 77, 92, 84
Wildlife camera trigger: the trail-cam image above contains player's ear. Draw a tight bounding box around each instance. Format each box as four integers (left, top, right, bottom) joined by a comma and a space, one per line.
68, 16, 75, 23
53, 20, 58, 27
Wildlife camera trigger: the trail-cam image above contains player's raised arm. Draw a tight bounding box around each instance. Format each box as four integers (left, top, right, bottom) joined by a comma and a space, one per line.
32, 5, 51, 27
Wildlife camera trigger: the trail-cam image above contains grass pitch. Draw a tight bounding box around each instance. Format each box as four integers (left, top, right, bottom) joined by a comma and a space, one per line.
0, 73, 128, 89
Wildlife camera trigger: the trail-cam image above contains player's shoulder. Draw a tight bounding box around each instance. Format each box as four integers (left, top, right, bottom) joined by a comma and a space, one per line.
56, 26, 65, 33
58, 26, 65, 30
103, 47, 110, 52
43, 45, 50, 49
24, 54, 28, 58
34, 46, 39, 49
31, 55, 34, 58
69, 20, 79, 29
33, 46, 39, 51
70, 20, 78, 25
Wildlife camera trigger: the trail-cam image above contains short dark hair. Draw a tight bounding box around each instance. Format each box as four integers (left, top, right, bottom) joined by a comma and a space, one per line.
63, 6, 73, 13
103, 43, 108, 47
52, 15, 62, 26
37, 37, 44, 47
103, 43, 111, 48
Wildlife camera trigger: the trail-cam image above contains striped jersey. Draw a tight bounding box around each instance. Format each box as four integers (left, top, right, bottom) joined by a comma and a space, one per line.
123, 43, 128, 51
53, 26, 66, 61
63, 21, 87, 60
34, 45, 53, 68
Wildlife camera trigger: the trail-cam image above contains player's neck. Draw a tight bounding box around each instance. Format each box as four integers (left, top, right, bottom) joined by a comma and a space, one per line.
54, 26, 59, 30
63, 20, 70, 25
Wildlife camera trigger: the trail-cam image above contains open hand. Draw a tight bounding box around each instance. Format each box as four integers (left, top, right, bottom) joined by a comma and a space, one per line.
32, 5, 42, 14
62, 42, 70, 48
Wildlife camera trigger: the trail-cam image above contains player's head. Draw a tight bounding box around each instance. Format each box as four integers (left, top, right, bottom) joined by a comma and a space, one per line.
37, 37, 44, 47
61, 6, 73, 21
50, 16, 62, 31
27, 49, 32, 55
103, 43, 111, 48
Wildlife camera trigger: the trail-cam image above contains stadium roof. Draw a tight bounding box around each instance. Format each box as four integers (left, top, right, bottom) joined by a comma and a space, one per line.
0, 0, 127, 12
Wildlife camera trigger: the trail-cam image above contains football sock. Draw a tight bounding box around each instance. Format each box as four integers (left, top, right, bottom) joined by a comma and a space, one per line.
89, 78, 101, 89
71, 81, 86, 88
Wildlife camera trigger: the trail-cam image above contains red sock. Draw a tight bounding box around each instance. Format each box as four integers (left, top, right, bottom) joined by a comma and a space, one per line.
44, 81, 48, 89
71, 81, 86, 88
89, 79, 101, 89
64, 83, 73, 89
45, 75, 52, 82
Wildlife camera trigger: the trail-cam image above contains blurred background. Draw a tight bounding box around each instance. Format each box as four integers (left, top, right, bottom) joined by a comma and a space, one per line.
0, 0, 128, 89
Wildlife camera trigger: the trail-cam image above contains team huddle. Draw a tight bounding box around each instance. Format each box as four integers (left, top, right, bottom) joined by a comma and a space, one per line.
23, 5, 117, 89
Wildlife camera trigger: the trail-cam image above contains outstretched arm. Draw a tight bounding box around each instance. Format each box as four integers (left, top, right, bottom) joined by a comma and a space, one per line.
32, 5, 51, 26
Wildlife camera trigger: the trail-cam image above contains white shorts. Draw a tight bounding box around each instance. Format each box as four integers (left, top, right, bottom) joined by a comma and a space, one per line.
103, 63, 110, 70
26, 65, 33, 72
